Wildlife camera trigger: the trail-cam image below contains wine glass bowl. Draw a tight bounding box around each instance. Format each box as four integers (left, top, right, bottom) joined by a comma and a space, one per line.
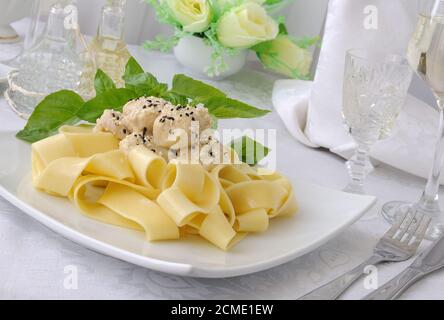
342, 49, 412, 194
382, 0, 444, 240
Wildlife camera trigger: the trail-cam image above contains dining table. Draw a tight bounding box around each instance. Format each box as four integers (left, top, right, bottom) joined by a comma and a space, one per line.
0, 46, 443, 300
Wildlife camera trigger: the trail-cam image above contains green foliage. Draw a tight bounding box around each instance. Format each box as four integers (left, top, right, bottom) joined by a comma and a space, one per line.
94, 69, 116, 95
17, 57, 269, 142
230, 136, 270, 166
143, 0, 310, 78
171, 74, 226, 99
16, 91, 84, 143
77, 89, 139, 123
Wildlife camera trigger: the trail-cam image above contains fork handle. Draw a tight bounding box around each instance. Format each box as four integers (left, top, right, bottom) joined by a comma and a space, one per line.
299, 255, 383, 300
362, 268, 424, 300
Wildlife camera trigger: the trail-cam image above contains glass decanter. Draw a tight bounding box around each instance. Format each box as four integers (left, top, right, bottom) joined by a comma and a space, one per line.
5, 0, 95, 118
86, 0, 130, 91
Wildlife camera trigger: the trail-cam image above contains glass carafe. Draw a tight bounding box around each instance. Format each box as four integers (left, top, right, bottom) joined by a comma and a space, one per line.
86, 0, 130, 92
5, 0, 95, 118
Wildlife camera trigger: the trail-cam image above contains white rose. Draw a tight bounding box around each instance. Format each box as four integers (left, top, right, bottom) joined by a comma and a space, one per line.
216, 2, 279, 48
167, 0, 212, 33
257, 35, 313, 78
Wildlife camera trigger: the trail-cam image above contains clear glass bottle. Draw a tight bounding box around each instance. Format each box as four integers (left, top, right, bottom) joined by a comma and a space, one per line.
5, 0, 95, 118
87, 0, 130, 91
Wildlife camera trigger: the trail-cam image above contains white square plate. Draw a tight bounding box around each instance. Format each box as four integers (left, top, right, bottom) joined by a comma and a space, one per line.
0, 131, 376, 278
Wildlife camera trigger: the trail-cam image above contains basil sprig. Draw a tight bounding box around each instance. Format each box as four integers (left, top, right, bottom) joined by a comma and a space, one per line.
230, 136, 270, 166
94, 69, 115, 95
17, 57, 270, 143
16, 90, 84, 143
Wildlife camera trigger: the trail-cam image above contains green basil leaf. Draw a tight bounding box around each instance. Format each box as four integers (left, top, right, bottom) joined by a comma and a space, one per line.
171, 74, 226, 99
77, 88, 139, 123
202, 97, 270, 119
161, 91, 189, 105
124, 57, 144, 80
16, 90, 84, 143
124, 72, 168, 97
189, 96, 208, 107
16, 55, 273, 144
230, 136, 270, 166
94, 69, 116, 95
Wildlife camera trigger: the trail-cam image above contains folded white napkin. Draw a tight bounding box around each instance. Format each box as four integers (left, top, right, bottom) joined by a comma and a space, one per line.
273, 0, 442, 182
272, 79, 319, 148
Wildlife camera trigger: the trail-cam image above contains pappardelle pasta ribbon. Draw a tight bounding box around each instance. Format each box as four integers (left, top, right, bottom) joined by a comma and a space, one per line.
31, 126, 298, 250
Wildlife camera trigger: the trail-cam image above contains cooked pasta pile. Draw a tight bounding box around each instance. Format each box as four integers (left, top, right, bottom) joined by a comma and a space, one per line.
31, 125, 297, 250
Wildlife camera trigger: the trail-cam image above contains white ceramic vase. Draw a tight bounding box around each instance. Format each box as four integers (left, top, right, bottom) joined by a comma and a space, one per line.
173, 35, 248, 80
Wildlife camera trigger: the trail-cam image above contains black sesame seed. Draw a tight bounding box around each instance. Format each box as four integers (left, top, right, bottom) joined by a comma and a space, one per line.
192, 117, 196, 121
123, 129, 127, 134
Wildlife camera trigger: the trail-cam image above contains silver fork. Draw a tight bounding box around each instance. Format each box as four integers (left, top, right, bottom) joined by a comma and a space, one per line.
298, 211, 431, 300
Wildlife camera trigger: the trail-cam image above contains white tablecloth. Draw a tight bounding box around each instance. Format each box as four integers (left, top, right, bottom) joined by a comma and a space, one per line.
1, 49, 443, 300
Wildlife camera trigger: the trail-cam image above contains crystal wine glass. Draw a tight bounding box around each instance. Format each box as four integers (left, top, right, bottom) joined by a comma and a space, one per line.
382, 0, 444, 239
342, 49, 413, 194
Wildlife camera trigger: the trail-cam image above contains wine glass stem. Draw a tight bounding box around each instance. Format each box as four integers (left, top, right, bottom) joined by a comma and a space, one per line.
345, 143, 373, 193
418, 100, 444, 214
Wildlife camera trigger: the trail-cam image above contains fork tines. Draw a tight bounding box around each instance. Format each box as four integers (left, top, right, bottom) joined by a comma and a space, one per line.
386, 210, 431, 247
